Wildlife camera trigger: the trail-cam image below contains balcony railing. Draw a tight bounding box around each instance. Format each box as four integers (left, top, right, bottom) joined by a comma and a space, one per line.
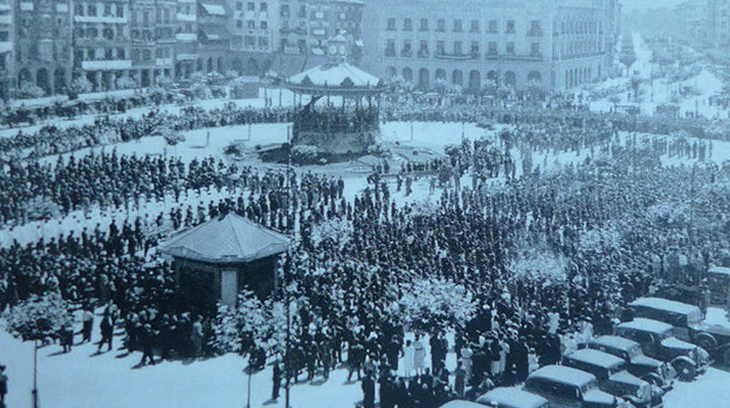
435, 51, 475, 60
417, 49, 429, 58
400, 49, 412, 57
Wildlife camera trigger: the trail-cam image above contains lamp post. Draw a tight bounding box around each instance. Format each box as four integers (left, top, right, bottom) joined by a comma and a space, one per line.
32, 340, 39, 408
246, 362, 252, 408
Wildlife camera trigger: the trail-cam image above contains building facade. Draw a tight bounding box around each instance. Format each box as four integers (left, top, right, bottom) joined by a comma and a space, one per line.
3, 0, 363, 98
0, 0, 13, 99
362, 0, 617, 91
129, 0, 176, 87
15, 0, 73, 95
708, 0, 730, 47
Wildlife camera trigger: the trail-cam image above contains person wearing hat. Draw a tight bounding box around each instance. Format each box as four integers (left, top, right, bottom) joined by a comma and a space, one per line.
0, 365, 7, 405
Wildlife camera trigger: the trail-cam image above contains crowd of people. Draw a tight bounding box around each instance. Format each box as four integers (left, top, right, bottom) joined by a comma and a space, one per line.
2, 87, 730, 407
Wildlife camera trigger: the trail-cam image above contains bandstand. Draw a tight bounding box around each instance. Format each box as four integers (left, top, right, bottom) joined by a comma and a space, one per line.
285, 34, 389, 157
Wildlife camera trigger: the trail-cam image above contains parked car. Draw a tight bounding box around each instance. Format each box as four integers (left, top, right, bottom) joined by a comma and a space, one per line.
629, 297, 730, 365
562, 349, 663, 408
707, 266, 730, 307
523, 365, 631, 408
440, 401, 485, 408
477, 387, 549, 408
588, 336, 675, 392
616, 318, 711, 381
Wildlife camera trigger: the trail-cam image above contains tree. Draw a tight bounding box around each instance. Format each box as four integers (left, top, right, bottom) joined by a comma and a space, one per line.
4, 293, 73, 408
4, 293, 73, 341
115, 76, 137, 90
397, 278, 477, 332
211, 290, 277, 356
67, 77, 93, 99
16, 84, 46, 99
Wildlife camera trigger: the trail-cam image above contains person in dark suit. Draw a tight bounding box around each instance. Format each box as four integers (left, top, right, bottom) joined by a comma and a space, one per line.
272, 359, 282, 400
0, 365, 7, 405
361, 373, 375, 408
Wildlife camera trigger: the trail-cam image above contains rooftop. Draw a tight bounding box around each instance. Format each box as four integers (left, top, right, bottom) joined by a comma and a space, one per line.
158, 213, 290, 264
618, 318, 674, 334
630, 297, 702, 316
527, 365, 597, 387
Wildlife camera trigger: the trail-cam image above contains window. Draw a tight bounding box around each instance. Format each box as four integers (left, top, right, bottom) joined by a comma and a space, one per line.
88, 48, 96, 60
247, 2, 255, 11
143, 49, 152, 60
453, 19, 462, 32
105, 48, 113, 60
488, 20, 497, 33
453, 41, 462, 55
260, 2, 267, 12
531, 42, 541, 56
401, 39, 412, 57
88, 4, 97, 16
487, 41, 497, 55
470, 20, 479, 33
260, 20, 266, 29
418, 40, 428, 57
247, 20, 255, 28
437, 19, 445, 32
471, 41, 479, 55
117, 48, 125, 59
387, 17, 395, 31
506, 42, 515, 55
236, 2, 243, 11
385, 39, 395, 56
104, 3, 111, 16
75, 4, 83, 15
436, 40, 444, 54
403, 18, 412, 31
506, 20, 515, 33
280, 4, 288, 16
237, 20, 243, 28
529, 20, 542, 36
115, 6, 123, 18
419, 18, 428, 31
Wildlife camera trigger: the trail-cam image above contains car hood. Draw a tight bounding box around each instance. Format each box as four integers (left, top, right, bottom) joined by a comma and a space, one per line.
661, 337, 696, 351
609, 370, 645, 388
584, 389, 616, 407
690, 321, 730, 336
631, 354, 663, 368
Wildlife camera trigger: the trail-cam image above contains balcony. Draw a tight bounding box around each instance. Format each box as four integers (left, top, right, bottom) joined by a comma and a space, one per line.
400, 48, 412, 57
384, 48, 395, 57
176, 13, 195, 22
74, 15, 127, 24
417, 49, 429, 58
175, 33, 197, 41
435, 52, 474, 60
486, 51, 498, 59
500, 53, 542, 62
81, 59, 132, 70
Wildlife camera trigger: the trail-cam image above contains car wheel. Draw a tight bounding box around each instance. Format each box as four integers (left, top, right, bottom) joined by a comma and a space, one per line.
723, 348, 730, 366
644, 372, 664, 387
696, 333, 717, 352
673, 360, 696, 381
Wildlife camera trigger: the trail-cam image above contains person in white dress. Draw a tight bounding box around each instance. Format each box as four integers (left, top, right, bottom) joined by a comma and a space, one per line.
460, 344, 474, 384
413, 335, 426, 375
402, 339, 415, 378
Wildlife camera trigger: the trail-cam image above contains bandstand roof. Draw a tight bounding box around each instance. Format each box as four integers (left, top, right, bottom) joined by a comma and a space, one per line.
158, 213, 290, 264
286, 62, 388, 95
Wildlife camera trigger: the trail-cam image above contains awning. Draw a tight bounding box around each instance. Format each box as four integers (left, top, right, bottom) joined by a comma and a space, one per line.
199, 24, 229, 41
201, 3, 226, 15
